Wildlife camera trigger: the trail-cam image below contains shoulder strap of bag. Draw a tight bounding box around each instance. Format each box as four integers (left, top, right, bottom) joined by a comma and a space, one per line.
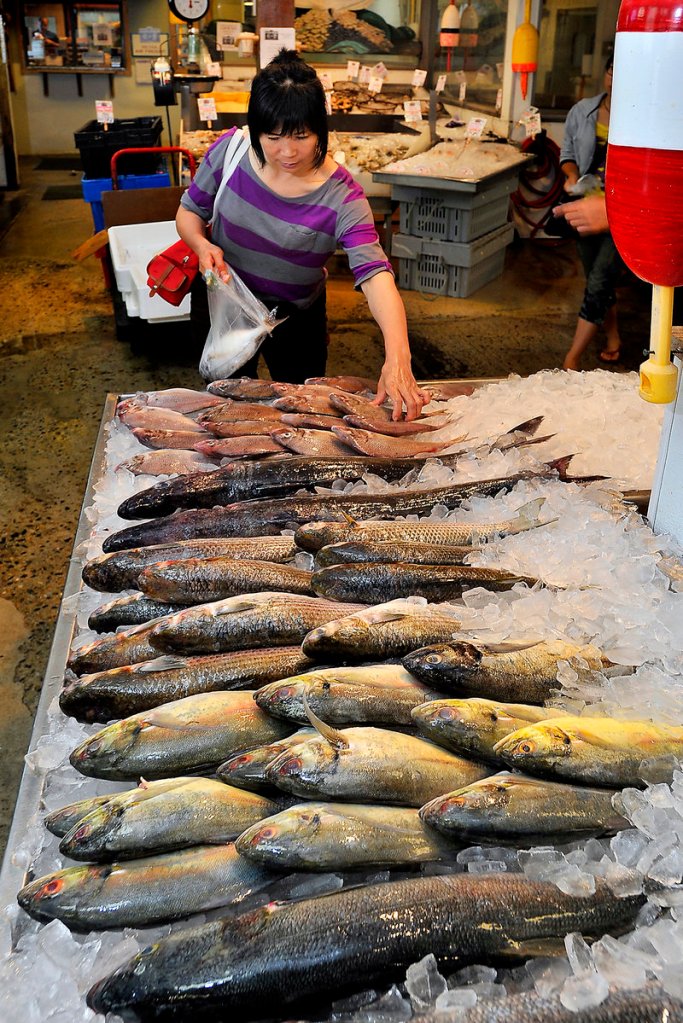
210, 126, 250, 226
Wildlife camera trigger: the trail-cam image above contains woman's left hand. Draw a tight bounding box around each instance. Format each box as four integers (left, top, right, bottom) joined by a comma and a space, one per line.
374, 360, 430, 421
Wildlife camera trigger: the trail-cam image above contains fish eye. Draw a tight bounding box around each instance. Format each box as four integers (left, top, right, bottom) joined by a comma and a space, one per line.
256, 827, 276, 840
426, 654, 441, 665
519, 741, 534, 754
438, 708, 454, 720
39, 878, 63, 898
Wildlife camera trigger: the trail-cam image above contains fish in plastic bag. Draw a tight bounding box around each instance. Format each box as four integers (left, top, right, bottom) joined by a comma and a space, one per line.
199, 269, 287, 381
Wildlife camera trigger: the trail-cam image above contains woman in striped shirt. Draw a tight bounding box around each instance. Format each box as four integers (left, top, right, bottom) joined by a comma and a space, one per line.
177, 49, 427, 420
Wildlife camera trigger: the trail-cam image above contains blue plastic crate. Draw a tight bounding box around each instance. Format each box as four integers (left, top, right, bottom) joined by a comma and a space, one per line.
81, 172, 171, 232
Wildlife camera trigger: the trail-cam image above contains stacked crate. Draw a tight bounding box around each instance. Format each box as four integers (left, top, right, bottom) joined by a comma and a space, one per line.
389, 172, 517, 298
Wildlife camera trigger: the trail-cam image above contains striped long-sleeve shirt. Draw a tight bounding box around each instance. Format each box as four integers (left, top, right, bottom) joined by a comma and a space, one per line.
180, 128, 393, 309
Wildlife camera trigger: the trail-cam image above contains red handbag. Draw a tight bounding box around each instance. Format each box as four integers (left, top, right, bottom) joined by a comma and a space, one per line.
146, 240, 199, 306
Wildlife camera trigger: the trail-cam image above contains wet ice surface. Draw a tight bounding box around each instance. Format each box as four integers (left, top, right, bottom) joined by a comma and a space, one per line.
3, 372, 683, 1021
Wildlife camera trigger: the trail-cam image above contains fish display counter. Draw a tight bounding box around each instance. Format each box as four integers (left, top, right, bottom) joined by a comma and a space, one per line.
2, 371, 683, 1022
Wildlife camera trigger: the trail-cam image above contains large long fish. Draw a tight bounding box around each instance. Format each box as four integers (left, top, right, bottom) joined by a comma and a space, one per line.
266, 723, 489, 805
103, 482, 553, 553
87, 594, 183, 632
87, 874, 644, 1020
18, 843, 273, 931
295, 497, 549, 553
494, 715, 683, 787
59, 777, 280, 860
60, 647, 314, 723
403, 640, 613, 704
419, 770, 628, 844
315, 539, 478, 568
302, 600, 463, 662
236, 802, 457, 871
311, 562, 540, 604
83, 536, 300, 592
69, 690, 293, 780
138, 558, 314, 604
148, 593, 364, 655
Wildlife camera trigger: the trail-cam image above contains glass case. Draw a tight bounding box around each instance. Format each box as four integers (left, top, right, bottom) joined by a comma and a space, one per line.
22, 1, 127, 71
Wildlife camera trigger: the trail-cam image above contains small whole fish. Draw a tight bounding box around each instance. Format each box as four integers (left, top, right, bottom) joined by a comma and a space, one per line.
102, 489, 549, 554
494, 715, 683, 787
18, 843, 273, 931
266, 723, 489, 806
255, 674, 438, 726
193, 436, 285, 459
69, 690, 294, 780
419, 770, 628, 844
411, 698, 569, 762
86, 874, 644, 1020
60, 777, 281, 861
207, 378, 280, 400
59, 647, 314, 723
149, 593, 364, 656
236, 802, 457, 871
315, 540, 478, 568
311, 563, 539, 604
422, 381, 475, 401
131, 427, 209, 451
120, 449, 217, 477
45, 794, 115, 838
328, 390, 393, 421
331, 425, 449, 458
138, 558, 314, 604
67, 618, 166, 676
191, 420, 281, 438
82, 536, 300, 593
272, 393, 338, 416
295, 497, 549, 553
342, 413, 441, 436
302, 600, 462, 662
198, 400, 283, 427
403, 639, 612, 704
217, 728, 316, 791
87, 594, 183, 633
306, 375, 376, 392
117, 399, 205, 434
255, 663, 428, 722
270, 427, 352, 457
141, 388, 225, 413
280, 413, 346, 430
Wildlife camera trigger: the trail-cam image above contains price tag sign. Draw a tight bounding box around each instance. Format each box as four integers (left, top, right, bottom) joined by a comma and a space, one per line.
371, 61, 388, 79
411, 68, 427, 88
206, 61, 222, 78
319, 71, 333, 91
95, 100, 114, 124
324, 92, 332, 116
216, 21, 240, 51
403, 99, 423, 122
459, 81, 467, 102
466, 116, 487, 138
358, 65, 371, 85
368, 75, 384, 94
346, 60, 360, 80
521, 108, 542, 137
496, 87, 503, 111
197, 97, 218, 123
435, 73, 447, 93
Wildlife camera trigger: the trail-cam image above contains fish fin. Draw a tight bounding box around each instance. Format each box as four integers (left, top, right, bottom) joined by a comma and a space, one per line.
476, 640, 544, 654
134, 655, 189, 674
511, 415, 544, 436
340, 510, 360, 527
546, 454, 576, 480
215, 595, 265, 614
363, 608, 416, 625
302, 694, 349, 749
500, 937, 567, 957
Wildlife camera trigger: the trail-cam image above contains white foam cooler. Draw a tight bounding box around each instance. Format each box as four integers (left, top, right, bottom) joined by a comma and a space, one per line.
108, 221, 192, 322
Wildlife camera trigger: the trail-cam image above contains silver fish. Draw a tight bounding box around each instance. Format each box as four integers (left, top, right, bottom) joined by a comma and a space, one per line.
120, 449, 217, 477
141, 388, 225, 413
206, 378, 280, 400
116, 399, 206, 433
131, 428, 209, 451
87, 594, 183, 632
198, 400, 283, 426
138, 557, 314, 604
270, 427, 352, 457
193, 436, 285, 459
217, 727, 317, 791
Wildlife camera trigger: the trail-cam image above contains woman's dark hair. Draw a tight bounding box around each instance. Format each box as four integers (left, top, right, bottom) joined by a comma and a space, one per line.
605, 54, 613, 72
248, 49, 328, 168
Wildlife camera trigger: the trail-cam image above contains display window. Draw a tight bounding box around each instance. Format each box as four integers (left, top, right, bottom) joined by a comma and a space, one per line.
21, 0, 127, 70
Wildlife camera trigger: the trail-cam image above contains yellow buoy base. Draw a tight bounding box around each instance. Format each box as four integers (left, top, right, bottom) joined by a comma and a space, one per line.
639, 357, 678, 404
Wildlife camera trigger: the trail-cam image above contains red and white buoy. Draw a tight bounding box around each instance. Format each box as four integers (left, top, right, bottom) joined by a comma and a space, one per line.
606, 1, 683, 402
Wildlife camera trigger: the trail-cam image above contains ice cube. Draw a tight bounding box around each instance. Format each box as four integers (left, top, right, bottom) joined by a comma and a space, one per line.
405, 953, 448, 1009
610, 827, 651, 867
564, 932, 595, 976
355, 985, 412, 1023
525, 956, 572, 998
603, 861, 644, 897
435, 988, 477, 1010
560, 970, 609, 1011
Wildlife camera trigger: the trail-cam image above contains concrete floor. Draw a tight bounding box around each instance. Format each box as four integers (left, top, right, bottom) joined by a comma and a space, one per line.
0, 157, 651, 861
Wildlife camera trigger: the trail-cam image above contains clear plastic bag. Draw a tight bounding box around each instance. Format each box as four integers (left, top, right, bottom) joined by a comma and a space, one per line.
199, 269, 286, 381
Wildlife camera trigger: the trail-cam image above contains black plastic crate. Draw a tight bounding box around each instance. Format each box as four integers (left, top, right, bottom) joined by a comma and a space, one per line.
74, 117, 163, 178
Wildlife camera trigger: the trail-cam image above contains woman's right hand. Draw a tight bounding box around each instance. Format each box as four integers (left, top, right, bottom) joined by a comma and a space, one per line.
197, 241, 230, 283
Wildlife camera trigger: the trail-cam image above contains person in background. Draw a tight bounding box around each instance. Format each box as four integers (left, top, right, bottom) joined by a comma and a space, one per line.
177, 49, 427, 420
33, 16, 60, 51
556, 56, 625, 371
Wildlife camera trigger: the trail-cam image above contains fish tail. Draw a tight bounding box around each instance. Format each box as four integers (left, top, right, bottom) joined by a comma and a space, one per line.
547, 454, 576, 480
511, 497, 546, 531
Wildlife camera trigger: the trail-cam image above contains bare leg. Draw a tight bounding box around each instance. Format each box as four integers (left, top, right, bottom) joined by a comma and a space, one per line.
563, 317, 598, 371
599, 305, 621, 361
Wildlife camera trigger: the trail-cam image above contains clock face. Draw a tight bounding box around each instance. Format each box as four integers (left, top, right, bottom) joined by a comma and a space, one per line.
169, 0, 210, 23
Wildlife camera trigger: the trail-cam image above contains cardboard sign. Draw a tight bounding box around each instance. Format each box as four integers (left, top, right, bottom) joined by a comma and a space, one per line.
403, 99, 423, 122
346, 60, 360, 80
411, 68, 427, 88
459, 81, 467, 102
319, 71, 333, 91
367, 75, 384, 94
197, 97, 217, 122
466, 116, 487, 138
216, 21, 240, 51
371, 61, 388, 79
435, 73, 447, 93
95, 100, 114, 124
358, 66, 371, 85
